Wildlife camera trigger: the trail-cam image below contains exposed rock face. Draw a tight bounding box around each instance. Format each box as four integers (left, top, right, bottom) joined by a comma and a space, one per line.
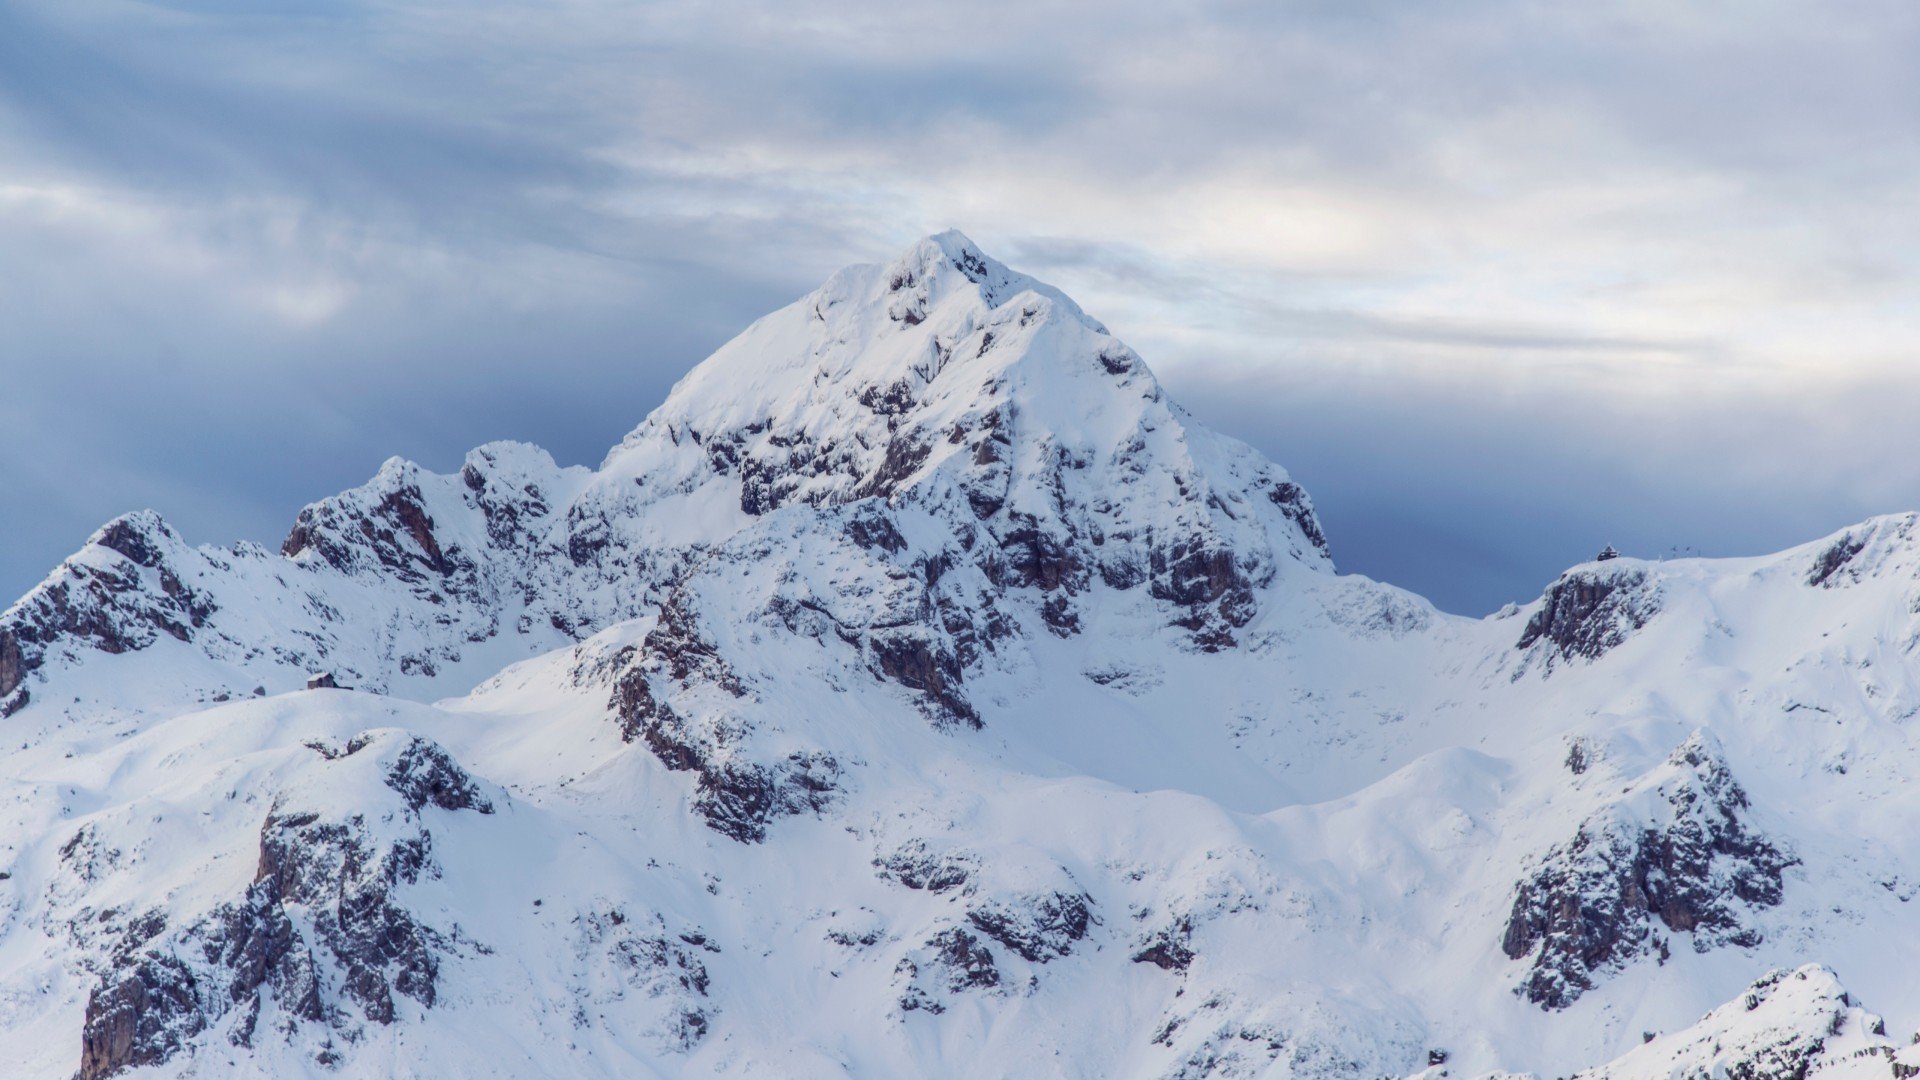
1267, 482, 1326, 555
378, 733, 497, 814
895, 928, 1002, 1013
78, 882, 326, 1080
283, 479, 453, 582
867, 624, 981, 729
79, 955, 207, 1080
871, 839, 1097, 1011
254, 814, 434, 1026
272, 446, 597, 671
606, 592, 841, 843
1804, 513, 1919, 588
1503, 733, 1794, 1009
0, 512, 215, 703
1808, 534, 1869, 588
1516, 564, 1661, 665
76, 732, 496, 1077
1132, 915, 1196, 972
596, 478, 1014, 841
280, 445, 581, 602
874, 840, 976, 894
0, 627, 27, 715
966, 890, 1096, 963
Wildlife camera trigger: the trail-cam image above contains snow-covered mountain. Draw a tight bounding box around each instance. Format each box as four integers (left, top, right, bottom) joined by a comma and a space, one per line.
4, 232, 1919, 1079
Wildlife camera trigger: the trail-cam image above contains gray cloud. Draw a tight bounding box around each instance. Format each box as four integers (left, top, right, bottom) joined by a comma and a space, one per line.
3, 0, 1919, 614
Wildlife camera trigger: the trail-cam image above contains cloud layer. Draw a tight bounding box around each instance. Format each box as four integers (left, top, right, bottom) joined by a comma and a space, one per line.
3, 0, 1918, 613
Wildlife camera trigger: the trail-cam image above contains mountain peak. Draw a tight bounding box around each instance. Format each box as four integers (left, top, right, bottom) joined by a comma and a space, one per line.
20, 233, 1920, 1080
877, 230, 1103, 333
616, 231, 1133, 458
3, 233, 1332, 718
566, 234, 1335, 660
919, 227, 982, 259
87, 510, 183, 570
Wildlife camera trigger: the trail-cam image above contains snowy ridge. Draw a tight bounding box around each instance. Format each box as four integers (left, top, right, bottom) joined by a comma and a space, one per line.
4, 235, 1920, 1078
1570, 965, 1897, 1079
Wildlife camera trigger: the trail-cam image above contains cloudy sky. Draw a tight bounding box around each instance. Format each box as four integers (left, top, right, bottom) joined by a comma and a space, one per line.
4, 0, 1919, 614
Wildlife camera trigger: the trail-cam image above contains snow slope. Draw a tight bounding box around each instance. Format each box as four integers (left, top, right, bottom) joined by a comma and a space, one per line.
4, 233, 1919, 1079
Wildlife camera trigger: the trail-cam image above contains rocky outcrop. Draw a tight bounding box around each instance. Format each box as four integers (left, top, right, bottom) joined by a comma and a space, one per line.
895, 928, 1002, 1014
1132, 915, 1196, 972
79, 954, 208, 1080
1516, 565, 1660, 665
1808, 533, 1869, 588
965, 889, 1097, 964
1267, 481, 1327, 556
607, 593, 843, 843
253, 817, 433, 1025
599, 487, 1012, 840
377, 734, 497, 814
279, 446, 577, 600
1804, 513, 1919, 589
283, 479, 453, 583
77, 732, 496, 1077
874, 842, 1096, 1009
78, 882, 327, 1080
0, 627, 27, 715
78, 949, 200, 1076
0, 512, 215, 704
1503, 733, 1794, 1009
866, 626, 980, 729
874, 840, 976, 894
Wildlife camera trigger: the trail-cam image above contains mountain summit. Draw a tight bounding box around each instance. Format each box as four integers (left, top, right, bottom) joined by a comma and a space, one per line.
1, 231, 1327, 715
3, 236, 1919, 1079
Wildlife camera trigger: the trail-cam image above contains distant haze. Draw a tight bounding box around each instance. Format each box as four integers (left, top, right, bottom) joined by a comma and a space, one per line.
4, 1, 1919, 615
